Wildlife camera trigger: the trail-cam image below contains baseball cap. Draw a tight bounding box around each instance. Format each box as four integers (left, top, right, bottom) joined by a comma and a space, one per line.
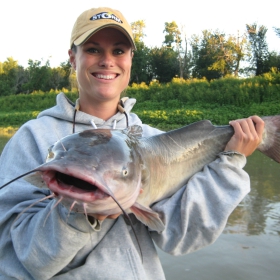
70, 7, 136, 50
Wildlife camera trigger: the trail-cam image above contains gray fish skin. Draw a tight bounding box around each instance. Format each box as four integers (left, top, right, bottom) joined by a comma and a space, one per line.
20, 116, 280, 231
27, 129, 143, 216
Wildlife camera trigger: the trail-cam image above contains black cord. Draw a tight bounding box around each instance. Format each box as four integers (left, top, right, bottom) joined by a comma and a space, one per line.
72, 109, 77, 134
118, 99, 129, 128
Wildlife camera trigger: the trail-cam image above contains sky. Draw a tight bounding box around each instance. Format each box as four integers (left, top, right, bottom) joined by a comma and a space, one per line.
0, 0, 279, 68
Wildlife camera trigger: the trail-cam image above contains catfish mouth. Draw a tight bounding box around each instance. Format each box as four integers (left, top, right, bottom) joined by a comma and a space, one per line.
56, 172, 98, 192
42, 170, 110, 201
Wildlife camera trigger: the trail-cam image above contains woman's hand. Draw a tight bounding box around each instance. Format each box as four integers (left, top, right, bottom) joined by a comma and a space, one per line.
224, 115, 265, 157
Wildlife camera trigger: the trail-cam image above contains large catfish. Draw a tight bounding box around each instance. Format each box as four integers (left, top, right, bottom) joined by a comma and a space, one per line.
1, 116, 280, 232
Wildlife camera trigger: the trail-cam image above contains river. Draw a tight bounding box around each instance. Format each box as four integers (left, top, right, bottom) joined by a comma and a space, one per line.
1, 134, 280, 279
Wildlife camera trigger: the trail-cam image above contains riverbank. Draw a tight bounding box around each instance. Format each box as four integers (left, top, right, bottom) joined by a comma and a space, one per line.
1, 72, 280, 128
1, 100, 279, 131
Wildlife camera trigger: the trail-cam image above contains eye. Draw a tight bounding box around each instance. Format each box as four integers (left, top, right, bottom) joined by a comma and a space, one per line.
122, 168, 129, 177
46, 147, 54, 160
87, 48, 99, 54
113, 49, 125, 55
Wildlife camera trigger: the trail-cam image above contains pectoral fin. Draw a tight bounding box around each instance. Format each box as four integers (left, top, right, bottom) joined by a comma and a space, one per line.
130, 202, 165, 232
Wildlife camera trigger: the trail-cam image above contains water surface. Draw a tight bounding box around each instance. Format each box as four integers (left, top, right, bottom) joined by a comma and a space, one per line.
158, 151, 280, 280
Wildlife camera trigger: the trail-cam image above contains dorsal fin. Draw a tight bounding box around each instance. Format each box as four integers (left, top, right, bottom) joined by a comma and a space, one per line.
124, 125, 143, 138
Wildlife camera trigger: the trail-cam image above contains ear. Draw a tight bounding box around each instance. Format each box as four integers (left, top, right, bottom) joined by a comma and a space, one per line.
68, 49, 76, 70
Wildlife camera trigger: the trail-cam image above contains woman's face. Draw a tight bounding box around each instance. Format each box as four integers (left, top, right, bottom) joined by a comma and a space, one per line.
69, 27, 133, 106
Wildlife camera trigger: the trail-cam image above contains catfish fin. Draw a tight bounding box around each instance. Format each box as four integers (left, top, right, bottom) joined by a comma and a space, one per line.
124, 125, 143, 138
130, 202, 165, 232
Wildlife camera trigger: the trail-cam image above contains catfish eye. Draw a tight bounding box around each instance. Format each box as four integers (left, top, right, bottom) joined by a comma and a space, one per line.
46, 146, 54, 160
122, 168, 128, 176
47, 151, 54, 159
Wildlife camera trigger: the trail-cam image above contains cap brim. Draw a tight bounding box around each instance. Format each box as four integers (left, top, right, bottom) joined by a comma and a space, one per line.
73, 24, 136, 50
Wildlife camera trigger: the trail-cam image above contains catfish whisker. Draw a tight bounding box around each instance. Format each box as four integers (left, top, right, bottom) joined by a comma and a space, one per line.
43, 196, 64, 227
65, 200, 78, 223
11, 193, 56, 230
54, 129, 67, 152
0, 169, 44, 190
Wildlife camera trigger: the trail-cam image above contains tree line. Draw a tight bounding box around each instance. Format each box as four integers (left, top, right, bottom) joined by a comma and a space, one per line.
0, 21, 279, 96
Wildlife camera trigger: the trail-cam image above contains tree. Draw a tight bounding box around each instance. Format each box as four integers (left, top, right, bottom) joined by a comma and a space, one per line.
266, 51, 280, 71
163, 21, 181, 48
131, 20, 146, 43
130, 20, 153, 84
149, 47, 179, 83
163, 22, 191, 79
191, 29, 250, 79
190, 31, 222, 80
22, 59, 52, 93
0, 57, 27, 95
13, 66, 28, 94
273, 27, 280, 38
207, 31, 250, 77
246, 23, 270, 75
50, 60, 72, 90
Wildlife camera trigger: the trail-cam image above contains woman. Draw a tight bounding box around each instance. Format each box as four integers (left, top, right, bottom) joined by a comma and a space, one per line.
0, 7, 264, 279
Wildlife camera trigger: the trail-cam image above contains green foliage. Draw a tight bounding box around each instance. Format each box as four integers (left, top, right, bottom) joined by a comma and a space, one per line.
149, 47, 179, 82
1, 22, 279, 94
163, 21, 181, 48
132, 100, 280, 130
131, 20, 146, 43
190, 30, 250, 80
1, 67, 280, 130
0, 58, 73, 96
130, 41, 152, 84
127, 70, 280, 106
274, 27, 280, 38
0, 91, 78, 127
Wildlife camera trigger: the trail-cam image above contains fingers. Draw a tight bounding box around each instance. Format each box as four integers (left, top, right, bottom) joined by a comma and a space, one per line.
249, 115, 265, 139
225, 116, 265, 157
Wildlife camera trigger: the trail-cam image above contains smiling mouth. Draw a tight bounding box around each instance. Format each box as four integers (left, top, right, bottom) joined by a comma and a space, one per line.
92, 73, 118, 80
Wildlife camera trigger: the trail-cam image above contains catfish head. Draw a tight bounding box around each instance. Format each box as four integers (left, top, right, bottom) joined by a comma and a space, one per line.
25, 127, 144, 216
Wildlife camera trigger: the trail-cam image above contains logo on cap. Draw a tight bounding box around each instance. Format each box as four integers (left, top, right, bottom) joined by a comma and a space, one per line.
90, 12, 123, 24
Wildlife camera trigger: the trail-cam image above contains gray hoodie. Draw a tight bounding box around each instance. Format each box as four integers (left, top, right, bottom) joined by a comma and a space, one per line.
0, 93, 249, 279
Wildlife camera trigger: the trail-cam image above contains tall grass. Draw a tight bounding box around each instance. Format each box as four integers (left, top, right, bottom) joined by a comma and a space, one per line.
0, 71, 279, 129
127, 71, 280, 106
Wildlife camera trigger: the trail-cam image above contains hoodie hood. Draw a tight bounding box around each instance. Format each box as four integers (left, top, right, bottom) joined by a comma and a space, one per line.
37, 93, 142, 130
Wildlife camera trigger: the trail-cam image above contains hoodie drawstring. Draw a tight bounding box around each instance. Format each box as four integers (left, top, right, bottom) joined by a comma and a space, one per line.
72, 97, 129, 134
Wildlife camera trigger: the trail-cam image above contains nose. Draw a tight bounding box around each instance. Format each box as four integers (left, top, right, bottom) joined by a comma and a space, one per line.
98, 52, 114, 67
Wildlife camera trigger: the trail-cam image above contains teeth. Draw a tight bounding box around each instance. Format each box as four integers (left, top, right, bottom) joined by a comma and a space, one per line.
94, 74, 116, 80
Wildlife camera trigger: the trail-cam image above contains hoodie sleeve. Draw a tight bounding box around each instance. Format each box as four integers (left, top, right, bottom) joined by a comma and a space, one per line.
0, 123, 107, 279
150, 152, 249, 255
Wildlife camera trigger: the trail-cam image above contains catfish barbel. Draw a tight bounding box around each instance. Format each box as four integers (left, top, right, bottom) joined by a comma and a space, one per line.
1, 116, 280, 232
